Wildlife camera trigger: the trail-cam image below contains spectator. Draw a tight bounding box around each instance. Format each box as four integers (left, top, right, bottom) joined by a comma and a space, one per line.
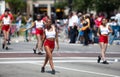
69, 11, 79, 43
16, 13, 22, 37
24, 14, 33, 41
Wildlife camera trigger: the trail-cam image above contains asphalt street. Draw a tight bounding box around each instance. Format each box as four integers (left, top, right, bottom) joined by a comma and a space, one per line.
0, 36, 120, 77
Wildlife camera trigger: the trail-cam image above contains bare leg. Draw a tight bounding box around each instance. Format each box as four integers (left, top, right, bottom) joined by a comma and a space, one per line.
43, 54, 49, 67
34, 34, 42, 53
44, 46, 54, 70
99, 42, 107, 61
3, 30, 8, 48
103, 43, 108, 60
33, 35, 38, 50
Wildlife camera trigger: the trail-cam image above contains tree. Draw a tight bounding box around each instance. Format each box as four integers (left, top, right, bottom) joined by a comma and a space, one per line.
72, 0, 93, 13
70, 0, 120, 17
93, 0, 120, 12
5, 0, 26, 14
54, 1, 68, 9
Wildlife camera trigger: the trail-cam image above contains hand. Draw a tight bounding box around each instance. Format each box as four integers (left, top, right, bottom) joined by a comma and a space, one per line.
56, 45, 59, 51
40, 47, 43, 51
20, 28, 27, 32
97, 33, 100, 36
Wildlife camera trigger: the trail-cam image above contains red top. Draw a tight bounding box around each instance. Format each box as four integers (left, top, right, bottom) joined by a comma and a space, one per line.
42, 16, 49, 22
95, 16, 103, 27
0, 13, 14, 21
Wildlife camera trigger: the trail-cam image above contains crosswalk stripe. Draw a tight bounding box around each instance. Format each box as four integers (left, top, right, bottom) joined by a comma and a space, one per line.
0, 59, 119, 64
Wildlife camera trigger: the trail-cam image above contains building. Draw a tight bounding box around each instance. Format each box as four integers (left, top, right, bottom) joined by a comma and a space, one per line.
26, 0, 65, 19
0, 0, 5, 15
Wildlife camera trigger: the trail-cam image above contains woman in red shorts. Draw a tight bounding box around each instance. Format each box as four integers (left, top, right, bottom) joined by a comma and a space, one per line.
0, 11, 11, 50
28, 14, 44, 54
97, 18, 112, 64
41, 19, 59, 74
33, 14, 45, 54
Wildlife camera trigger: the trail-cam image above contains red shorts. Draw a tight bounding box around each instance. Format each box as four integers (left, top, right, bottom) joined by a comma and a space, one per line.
36, 28, 43, 35
44, 39, 55, 49
99, 35, 108, 43
2, 25, 10, 31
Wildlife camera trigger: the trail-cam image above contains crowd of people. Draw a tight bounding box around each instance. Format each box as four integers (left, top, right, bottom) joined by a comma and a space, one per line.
61, 11, 120, 46
0, 8, 120, 74
60, 11, 120, 64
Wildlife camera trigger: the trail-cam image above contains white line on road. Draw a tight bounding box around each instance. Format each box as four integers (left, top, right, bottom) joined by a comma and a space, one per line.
0, 58, 119, 77
31, 62, 120, 77
0, 59, 118, 64
0, 52, 120, 54
0, 57, 120, 60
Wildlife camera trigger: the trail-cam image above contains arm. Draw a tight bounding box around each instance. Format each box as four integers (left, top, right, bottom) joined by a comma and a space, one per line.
85, 18, 90, 28
41, 30, 46, 48
9, 13, 14, 22
108, 26, 113, 33
24, 16, 28, 23
97, 27, 101, 36
55, 25, 59, 50
23, 22, 35, 31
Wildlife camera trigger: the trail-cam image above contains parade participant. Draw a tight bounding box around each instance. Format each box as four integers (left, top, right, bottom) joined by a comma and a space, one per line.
32, 14, 44, 54
26, 14, 44, 54
42, 12, 49, 24
0, 8, 14, 45
0, 8, 14, 21
97, 18, 112, 64
0, 10, 12, 50
41, 19, 59, 74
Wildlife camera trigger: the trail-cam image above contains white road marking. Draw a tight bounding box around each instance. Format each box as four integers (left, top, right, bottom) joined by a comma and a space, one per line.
0, 57, 120, 60
31, 62, 120, 77
0, 57, 119, 63
0, 59, 118, 64
0, 52, 120, 54
0, 57, 119, 77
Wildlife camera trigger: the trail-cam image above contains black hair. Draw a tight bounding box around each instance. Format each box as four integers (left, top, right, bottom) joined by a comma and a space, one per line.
5, 8, 10, 12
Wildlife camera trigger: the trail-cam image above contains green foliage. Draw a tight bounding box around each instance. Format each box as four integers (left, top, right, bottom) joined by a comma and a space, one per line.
57, 0, 120, 13
5, 0, 26, 14
54, 1, 68, 9
93, 0, 120, 12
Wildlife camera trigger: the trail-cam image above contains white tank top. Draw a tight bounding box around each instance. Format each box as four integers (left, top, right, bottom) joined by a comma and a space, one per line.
45, 26, 56, 38
2, 16, 11, 25
35, 20, 44, 28
100, 25, 109, 35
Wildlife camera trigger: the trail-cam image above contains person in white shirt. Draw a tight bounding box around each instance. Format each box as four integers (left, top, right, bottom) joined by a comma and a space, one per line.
27, 14, 44, 55
68, 11, 79, 43
115, 12, 120, 26
97, 18, 112, 64
41, 19, 59, 74
0, 11, 11, 50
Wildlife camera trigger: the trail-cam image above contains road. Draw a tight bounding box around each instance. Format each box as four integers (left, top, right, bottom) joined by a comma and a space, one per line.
0, 37, 120, 77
